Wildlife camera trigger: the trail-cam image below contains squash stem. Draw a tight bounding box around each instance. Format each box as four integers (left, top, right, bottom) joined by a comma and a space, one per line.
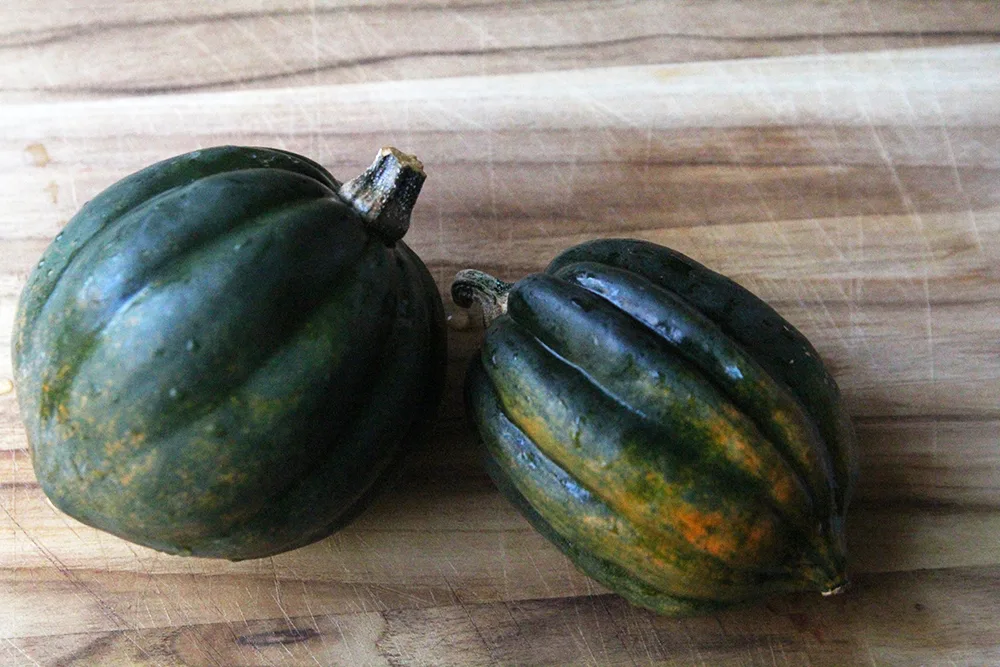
338, 147, 426, 245
451, 269, 514, 327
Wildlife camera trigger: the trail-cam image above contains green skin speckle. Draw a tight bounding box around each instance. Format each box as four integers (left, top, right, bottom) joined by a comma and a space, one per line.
454, 239, 857, 615
13, 146, 447, 560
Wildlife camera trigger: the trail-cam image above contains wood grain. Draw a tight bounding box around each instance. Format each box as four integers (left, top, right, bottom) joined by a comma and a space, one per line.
2, 2, 1000, 665
3, 568, 1000, 665
1, 1, 997, 102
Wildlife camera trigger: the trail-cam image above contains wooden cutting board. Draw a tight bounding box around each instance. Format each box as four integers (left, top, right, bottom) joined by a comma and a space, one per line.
2, 2, 999, 665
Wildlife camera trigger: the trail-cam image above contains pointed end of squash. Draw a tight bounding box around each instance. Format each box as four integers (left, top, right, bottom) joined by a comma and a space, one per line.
820, 580, 849, 596
796, 526, 850, 597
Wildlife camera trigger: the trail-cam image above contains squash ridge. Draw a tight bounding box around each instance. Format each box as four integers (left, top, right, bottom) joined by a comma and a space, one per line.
548, 260, 833, 522
518, 326, 816, 570
506, 274, 819, 531
31, 191, 342, 431
19, 146, 343, 344
471, 359, 805, 603
177, 244, 442, 558
471, 361, 743, 597
547, 238, 855, 515
485, 318, 790, 572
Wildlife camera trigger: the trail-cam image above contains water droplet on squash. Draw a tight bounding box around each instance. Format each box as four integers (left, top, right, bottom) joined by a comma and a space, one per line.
46, 269, 53, 277
55, 233, 64, 241
489, 354, 498, 368
185, 339, 199, 352
168, 387, 180, 399
37, 259, 45, 268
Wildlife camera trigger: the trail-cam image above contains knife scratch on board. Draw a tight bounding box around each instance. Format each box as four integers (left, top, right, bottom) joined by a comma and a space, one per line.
862, 109, 938, 379
917, 35, 983, 252
1, 502, 153, 659
3, 638, 42, 667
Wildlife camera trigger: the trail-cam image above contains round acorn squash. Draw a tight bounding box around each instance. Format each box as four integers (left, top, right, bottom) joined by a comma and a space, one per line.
452, 239, 857, 615
13, 146, 446, 560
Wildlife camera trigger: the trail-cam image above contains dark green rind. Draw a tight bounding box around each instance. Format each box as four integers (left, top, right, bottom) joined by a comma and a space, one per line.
544, 263, 836, 522
546, 239, 858, 515
172, 241, 447, 559
461, 238, 855, 612
25, 174, 364, 434
467, 360, 795, 614
14, 146, 339, 357
507, 273, 818, 531
13, 147, 446, 559
485, 461, 731, 617
480, 316, 807, 573
36, 241, 395, 552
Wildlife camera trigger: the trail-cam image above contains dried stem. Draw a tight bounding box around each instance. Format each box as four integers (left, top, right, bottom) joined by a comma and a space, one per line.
338, 147, 425, 245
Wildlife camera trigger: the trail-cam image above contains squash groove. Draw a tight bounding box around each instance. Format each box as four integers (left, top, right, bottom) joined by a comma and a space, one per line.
506, 274, 815, 533
17, 147, 340, 342
548, 262, 833, 521
470, 359, 803, 606
15, 146, 446, 560
34, 192, 340, 428
456, 237, 856, 613
547, 239, 856, 514
483, 319, 792, 572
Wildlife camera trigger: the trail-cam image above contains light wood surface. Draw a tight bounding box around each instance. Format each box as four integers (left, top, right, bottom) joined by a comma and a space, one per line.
2, 3, 1000, 665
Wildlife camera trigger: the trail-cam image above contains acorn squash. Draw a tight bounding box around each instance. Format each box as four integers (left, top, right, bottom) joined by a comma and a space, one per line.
13, 146, 446, 560
452, 239, 857, 615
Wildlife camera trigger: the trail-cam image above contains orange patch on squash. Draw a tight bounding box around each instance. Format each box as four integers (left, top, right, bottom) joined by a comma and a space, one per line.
503, 399, 580, 468
502, 387, 780, 569
116, 451, 157, 487
704, 411, 767, 473
769, 475, 798, 506
744, 521, 773, 553
711, 406, 803, 509
672, 506, 732, 558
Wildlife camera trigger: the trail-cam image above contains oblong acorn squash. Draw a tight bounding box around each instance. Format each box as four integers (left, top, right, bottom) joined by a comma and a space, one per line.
452, 239, 857, 615
13, 146, 446, 560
